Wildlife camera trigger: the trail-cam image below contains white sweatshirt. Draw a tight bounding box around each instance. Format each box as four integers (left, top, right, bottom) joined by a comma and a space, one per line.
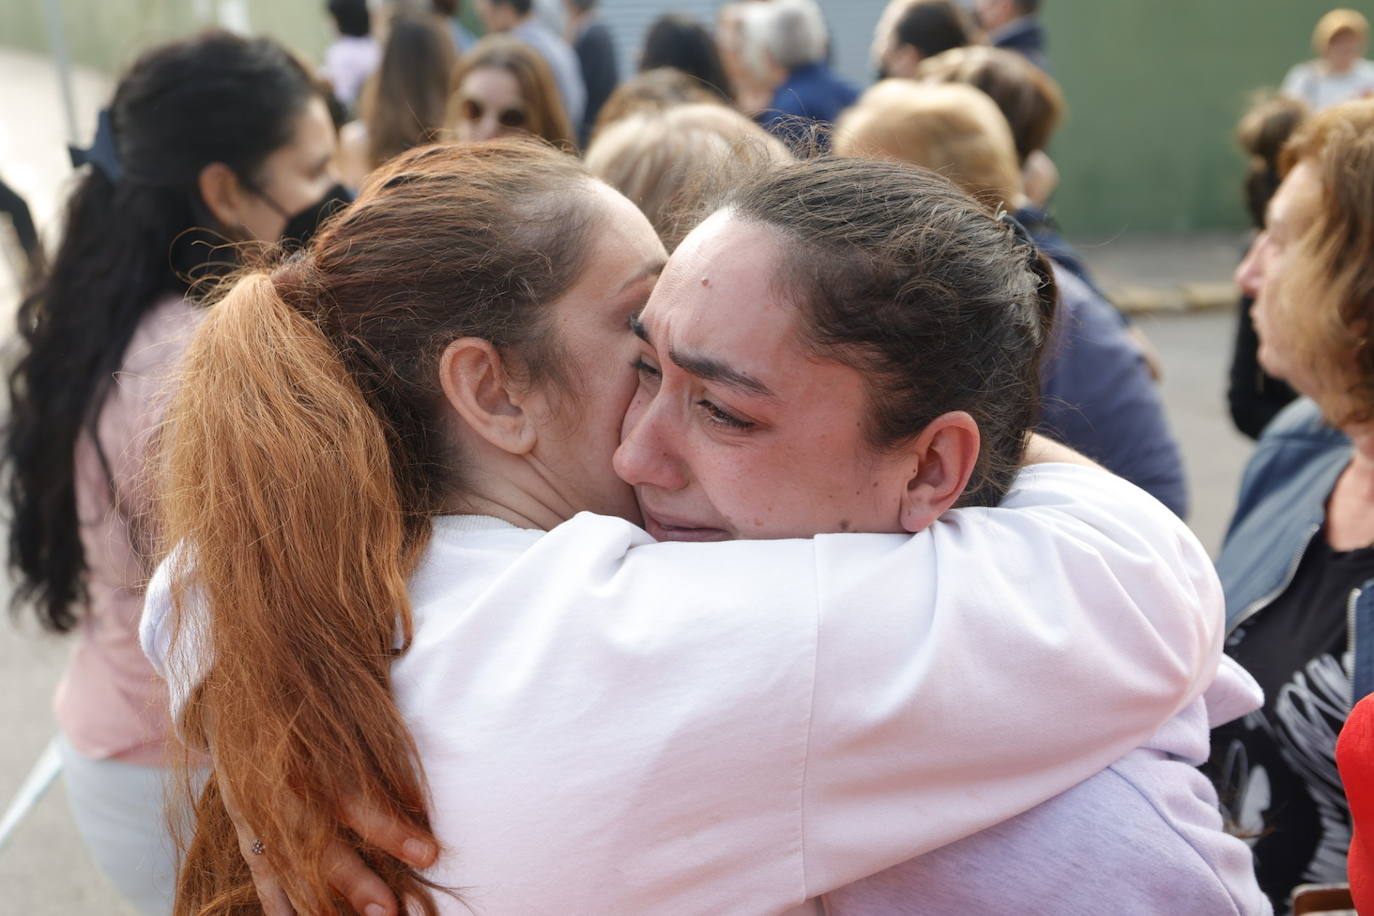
142, 463, 1224, 914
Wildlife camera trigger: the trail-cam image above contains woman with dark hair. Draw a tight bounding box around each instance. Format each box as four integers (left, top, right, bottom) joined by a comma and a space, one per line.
1227, 93, 1306, 439
639, 13, 735, 101
878, 0, 977, 79
446, 35, 576, 150
3, 30, 344, 914
337, 12, 456, 189
323, 0, 379, 111
141, 141, 1223, 914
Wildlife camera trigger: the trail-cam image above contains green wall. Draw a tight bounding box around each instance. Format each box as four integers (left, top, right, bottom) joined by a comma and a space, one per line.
3, 1, 1367, 232
3, 0, 331, 74
1043, 2, 1363, 234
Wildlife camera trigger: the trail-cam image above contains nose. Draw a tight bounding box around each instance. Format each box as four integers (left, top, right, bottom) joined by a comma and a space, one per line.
474, 115, 501, 142
1235, 232, 1267, 298
613, 398, 690, 493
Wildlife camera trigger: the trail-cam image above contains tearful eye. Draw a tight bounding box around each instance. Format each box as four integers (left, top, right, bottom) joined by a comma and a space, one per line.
698, 400, 755, 431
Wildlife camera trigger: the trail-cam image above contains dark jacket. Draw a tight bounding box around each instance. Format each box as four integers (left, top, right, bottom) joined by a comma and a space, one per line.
1039, 265, 1188, 517
991, 16, 1049, 71
758, 62, 858, 149
1227, 294, 1298, 439
573, 20, 619, 146
1216, 397, 1374, 702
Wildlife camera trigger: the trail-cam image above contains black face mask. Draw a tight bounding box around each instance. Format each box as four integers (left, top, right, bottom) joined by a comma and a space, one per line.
250, 182, 354, 251
276, 183, 354, 251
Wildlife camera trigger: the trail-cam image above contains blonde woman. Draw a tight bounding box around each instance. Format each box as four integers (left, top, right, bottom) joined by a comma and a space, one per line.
1282, 9, 1374, 110
584, 102, 791, 250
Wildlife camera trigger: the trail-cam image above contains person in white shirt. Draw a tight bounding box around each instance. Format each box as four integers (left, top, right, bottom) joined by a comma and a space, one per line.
142, 141, 1224, 914
1282, 8, 1374, 111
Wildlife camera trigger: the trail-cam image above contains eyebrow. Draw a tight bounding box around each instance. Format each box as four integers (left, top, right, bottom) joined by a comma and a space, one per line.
618, 259, 667, 294
628, 316, 776, 399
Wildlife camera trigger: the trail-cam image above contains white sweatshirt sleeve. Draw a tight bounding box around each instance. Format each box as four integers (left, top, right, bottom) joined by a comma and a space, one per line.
796, 463, 1221, 896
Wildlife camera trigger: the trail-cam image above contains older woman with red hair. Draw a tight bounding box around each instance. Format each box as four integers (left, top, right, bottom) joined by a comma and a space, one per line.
1207, 98, 1374, 911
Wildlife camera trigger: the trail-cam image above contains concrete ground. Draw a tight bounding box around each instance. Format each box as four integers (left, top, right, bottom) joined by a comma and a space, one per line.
0, 45, 1258, 914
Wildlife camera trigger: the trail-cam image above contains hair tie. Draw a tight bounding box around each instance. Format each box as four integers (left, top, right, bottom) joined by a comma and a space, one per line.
996, 208, 1036, 252
68, 109, 123, 184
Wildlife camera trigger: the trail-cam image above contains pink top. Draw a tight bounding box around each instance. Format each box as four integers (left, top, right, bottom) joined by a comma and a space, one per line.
55, 296, 201, 766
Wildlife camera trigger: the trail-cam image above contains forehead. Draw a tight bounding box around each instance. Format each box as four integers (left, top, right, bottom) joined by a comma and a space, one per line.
1269, 160, 1322, 232
461, 66, 522, 102
643, 211, 803, 359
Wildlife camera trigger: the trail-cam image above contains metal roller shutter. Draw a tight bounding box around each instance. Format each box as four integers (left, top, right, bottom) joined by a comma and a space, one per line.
596, 0, 887, 89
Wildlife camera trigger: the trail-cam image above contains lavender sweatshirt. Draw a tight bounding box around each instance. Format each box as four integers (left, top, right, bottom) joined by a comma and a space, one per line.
825, 657, 1271, 915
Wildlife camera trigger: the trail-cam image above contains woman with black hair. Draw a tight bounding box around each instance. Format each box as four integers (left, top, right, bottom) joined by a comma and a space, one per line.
640, 13, 736, 102
3, 30, 345, 913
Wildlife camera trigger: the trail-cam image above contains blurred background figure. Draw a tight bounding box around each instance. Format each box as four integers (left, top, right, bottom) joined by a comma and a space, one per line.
877, 0, 976, 80
562, 0, 619, 144
337, 11, 455, 190
1207, 98, 1374, 914
1227, 93, 1305, 440
432, 0, 478, 54
1282, 9, 1374, 111
2, 30, 342, 914
585, 102, 791, 251
322, 0, 379, 114
835, 79, 1187, 516
446, 34, 576, 149
917, 44, 1166, 380
591, 67, 723, 140
474, 0, 586, 128
640, 13, 735, 102
0, 174, 40, 275
974, 0, 1047, 71
736, 0, 857, 146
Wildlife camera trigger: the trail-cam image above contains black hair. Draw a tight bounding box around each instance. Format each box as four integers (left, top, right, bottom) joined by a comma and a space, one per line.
729, 158, 1057, 507
567, 0, 598, 11
5, 30, 319, 632
640, 14, 734, 101
894, 0, 974, 59
327, 0, 370, 37
1016, 0, 1041, 14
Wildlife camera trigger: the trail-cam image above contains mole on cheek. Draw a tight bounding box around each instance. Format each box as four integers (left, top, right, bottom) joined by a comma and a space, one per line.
701, 276, 710, 287
839, 519, 851, 532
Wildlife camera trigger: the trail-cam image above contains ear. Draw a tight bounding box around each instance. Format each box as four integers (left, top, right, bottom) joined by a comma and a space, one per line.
898, 411, 981, 533
198, 162, 252, 233
438, 337, 538, 456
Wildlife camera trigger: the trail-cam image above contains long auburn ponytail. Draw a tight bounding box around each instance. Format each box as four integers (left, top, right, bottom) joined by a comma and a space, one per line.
160, 139, 603, 912
165, 272, 441, 910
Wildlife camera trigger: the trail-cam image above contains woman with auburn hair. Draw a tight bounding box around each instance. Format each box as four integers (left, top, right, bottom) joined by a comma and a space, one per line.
445, 35, 576, 150
2, 30, 343, 914
584, 102, 792, 251
337, 12, 456, 190
1206, 98, 1374, 911
144, 141, 1223, 914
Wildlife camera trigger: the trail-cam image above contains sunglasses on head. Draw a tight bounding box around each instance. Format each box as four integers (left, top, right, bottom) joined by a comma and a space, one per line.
459, 98, 528, 129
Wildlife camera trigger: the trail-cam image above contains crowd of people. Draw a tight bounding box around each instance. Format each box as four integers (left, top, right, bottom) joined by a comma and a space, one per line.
6, 2, 1374, 915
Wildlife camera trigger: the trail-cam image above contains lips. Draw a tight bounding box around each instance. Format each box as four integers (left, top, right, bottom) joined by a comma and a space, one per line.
640, 507, 731, 542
